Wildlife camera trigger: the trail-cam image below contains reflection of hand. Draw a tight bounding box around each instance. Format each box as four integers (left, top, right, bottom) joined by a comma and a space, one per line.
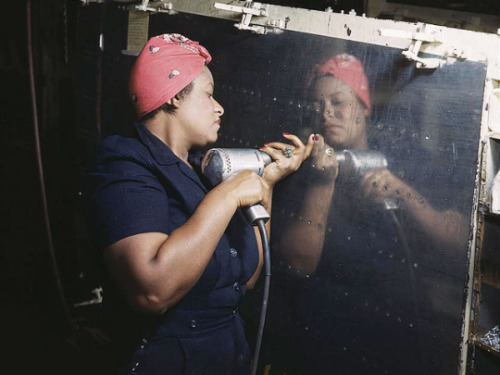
259, 133, 315, 187
309, 134, 339, 182
359, 168, 408, 205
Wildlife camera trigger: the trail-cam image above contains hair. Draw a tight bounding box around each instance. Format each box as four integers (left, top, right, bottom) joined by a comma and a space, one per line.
139, 82, 194, 122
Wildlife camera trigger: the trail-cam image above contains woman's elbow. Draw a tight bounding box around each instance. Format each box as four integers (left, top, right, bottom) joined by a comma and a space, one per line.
246, 278, 257, 290
131, 293, 170, 315
132, 288, 187, 315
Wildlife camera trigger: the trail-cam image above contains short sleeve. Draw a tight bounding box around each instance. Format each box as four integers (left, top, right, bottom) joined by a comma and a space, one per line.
86, 143, 170, 249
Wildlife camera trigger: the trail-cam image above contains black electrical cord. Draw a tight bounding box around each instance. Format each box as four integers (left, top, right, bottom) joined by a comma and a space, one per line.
95, 0, 107, 142
27, 0, 74, 331
250, 219, 271, 375
387, 208, 426, 372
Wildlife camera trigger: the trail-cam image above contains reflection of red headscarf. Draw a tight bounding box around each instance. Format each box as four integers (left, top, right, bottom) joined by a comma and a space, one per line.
310, 53, 371, 109
129, 33, 212, 118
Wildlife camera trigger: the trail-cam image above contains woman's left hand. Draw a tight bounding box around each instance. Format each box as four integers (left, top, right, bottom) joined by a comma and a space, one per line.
359, 168, 410, 205
259, 133, 315, 187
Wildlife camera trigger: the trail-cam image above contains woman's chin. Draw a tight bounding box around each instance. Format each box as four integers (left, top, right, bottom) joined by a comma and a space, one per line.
325, 135, 347, 149
208, 133, 219, 144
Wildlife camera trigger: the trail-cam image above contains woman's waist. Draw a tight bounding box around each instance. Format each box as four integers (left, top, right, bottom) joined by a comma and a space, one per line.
153, 306, 241, 337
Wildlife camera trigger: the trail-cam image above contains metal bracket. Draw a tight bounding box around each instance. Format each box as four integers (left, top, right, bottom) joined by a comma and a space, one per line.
491, 169, 500, 214
379, 24, 444, 69
78, 0, 105, 5
134, 0, 177, 15
214, 0, 270, 34
488, 87, 500, 134
73, 287, 104, 307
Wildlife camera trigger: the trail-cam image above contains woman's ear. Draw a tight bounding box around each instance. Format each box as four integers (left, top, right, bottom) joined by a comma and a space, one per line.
168, 96, 182, 109
362, 106, 371, 119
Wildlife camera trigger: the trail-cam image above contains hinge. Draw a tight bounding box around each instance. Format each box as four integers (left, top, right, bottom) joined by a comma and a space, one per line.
379, 24, 444, 69
491, 169, 500, 214
134, 0, 177, 15
488, 87, 500, 134
78, 0, 105, 5
214, 0, 274, 35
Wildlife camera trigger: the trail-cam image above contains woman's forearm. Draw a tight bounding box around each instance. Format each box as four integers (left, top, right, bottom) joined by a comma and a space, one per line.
401, 187, 468, 249
279, 183, 335, 276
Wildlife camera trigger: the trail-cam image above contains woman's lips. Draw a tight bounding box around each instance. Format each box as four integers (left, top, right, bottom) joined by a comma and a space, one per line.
324, 124, 343, 132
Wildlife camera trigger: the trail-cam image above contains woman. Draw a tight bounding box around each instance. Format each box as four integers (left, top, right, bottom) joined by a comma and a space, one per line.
266, 53, 469, 374
86, 33, 314, 375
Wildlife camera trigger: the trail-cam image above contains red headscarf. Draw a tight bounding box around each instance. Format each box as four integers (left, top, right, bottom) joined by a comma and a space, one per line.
310, 53, 371, 110
129, 33, 212, 118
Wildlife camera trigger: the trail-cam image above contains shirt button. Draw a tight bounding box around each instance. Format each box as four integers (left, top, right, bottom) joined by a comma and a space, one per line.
230, 248, 238, 257
233, 282, 240, 292
190, 319, 197, 329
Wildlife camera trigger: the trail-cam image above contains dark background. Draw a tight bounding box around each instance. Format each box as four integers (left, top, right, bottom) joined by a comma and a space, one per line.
1, 1, 499, 374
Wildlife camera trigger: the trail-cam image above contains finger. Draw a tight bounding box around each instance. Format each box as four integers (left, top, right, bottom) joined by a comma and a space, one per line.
262, 142, 295, 155
263, 141, 305, 162
303, 134, 315, 159
259, 145, 287, 161
283, 133, 316, 161
312, 135, 338, 164
311, 134, 323, 158
282, 132, 306, 149
315, 134, 326, 149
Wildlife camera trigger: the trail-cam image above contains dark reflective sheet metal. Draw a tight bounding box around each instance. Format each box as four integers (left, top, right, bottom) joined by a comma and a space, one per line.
89, 10, 485, 375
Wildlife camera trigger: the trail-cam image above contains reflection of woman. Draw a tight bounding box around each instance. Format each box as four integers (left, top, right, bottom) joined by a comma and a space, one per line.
266, 54, 469, 374
281, 53, 467, 276
86, 34, 313, 375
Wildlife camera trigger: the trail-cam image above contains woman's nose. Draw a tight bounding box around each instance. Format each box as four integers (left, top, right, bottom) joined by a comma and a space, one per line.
323, 104, 334, 118
324, 106, 341, 119
213, 97, 224, 116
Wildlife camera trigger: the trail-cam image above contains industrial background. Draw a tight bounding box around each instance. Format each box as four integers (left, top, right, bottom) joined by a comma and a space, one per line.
1, 1, 499, 374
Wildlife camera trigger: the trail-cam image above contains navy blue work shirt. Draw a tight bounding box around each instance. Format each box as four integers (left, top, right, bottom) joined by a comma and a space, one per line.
86, 123, 259, 374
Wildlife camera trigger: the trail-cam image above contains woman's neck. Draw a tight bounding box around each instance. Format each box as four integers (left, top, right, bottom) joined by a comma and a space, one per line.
143, 113, 191, 165
351, 136, 368, 150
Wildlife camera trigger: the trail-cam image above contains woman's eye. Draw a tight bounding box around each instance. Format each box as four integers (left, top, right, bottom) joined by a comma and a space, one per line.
311, 102, 322, 113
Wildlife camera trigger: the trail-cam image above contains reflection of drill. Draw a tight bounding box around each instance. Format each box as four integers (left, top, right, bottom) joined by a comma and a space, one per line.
336, 150, 388, 179
336, 150, 397, 210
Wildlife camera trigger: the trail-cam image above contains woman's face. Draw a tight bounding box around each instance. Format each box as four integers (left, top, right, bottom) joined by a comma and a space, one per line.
311, 75, 369, 150
175, 66, 224, 148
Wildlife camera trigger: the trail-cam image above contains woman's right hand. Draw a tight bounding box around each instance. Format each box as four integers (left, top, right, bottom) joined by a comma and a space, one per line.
214, 169, 270, 210
309, 134, 339, 182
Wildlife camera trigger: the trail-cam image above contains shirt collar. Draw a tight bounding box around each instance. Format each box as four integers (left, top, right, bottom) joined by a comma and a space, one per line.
134, 122, 182, 166
134, 122, 208, 190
